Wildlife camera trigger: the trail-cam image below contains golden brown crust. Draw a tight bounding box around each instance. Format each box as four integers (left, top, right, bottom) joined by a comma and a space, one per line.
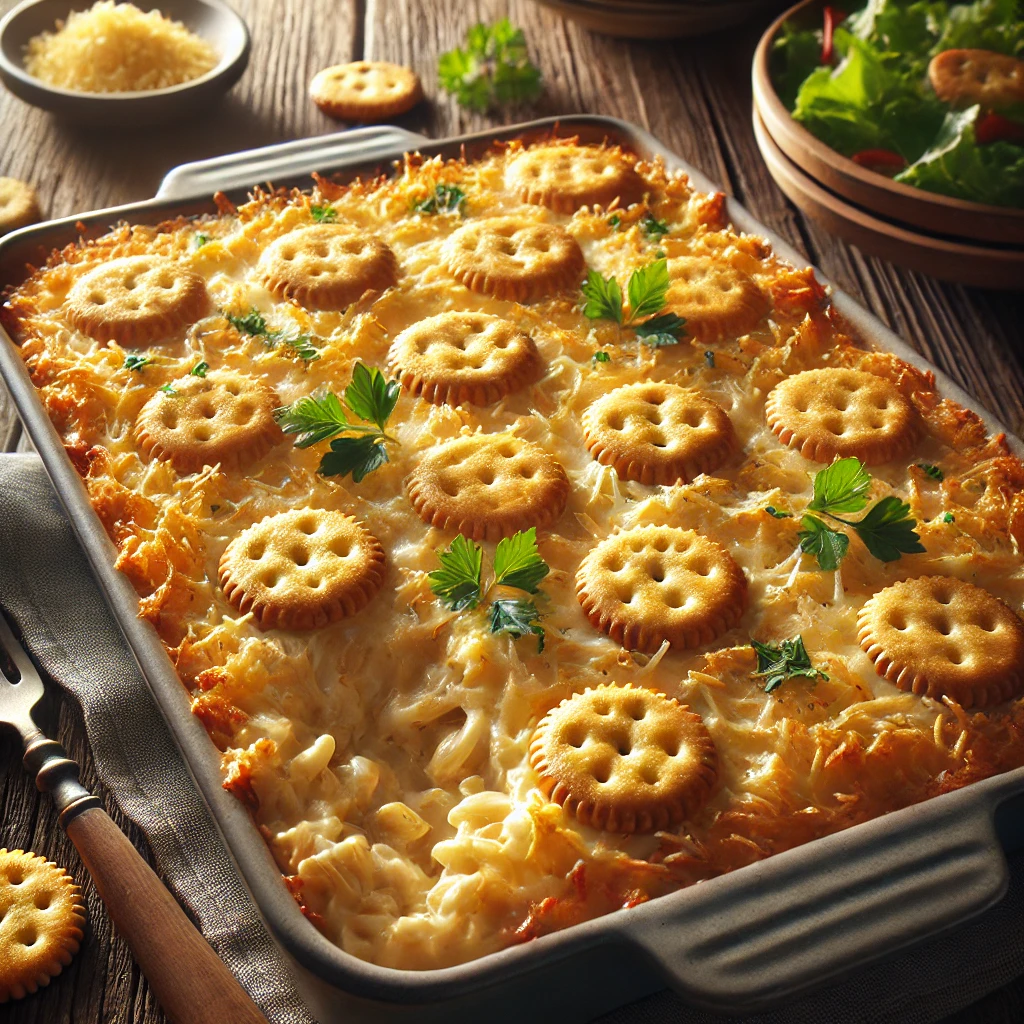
765, 367, 918, 465
505, 146, 645, 214
441, 217, 585, 303
0, 178, 41, 235
386, 312, 543, 407
135, 370, 283, 474
928, 49, 1024, 110
664, 257, 769, 343
310, 61, 423, 121
858, 576, 1024, 709
406, 433, 570, 541
64, 256, 209, 346
582, 382, 736, 485
258, 225, 398, 311
529, 684, 718, 833
576, 526, 747, 653
0, 850, 85, 1004
219, 509, 386, 631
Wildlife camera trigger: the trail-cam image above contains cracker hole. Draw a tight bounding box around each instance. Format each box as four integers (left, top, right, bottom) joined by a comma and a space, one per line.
34, 894, 51, 910
640, 765, 660, 785
18, 928, 37, 947
298, 518, 318, 535
193, 425, 213, 442
330, 539, 352, 558
260, 572, 280, 588
290, 545, 310, 566
247, 543, 266, 560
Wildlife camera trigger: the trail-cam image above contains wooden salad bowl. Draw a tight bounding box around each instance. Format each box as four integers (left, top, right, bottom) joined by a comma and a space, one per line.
751, 0, 1024, 248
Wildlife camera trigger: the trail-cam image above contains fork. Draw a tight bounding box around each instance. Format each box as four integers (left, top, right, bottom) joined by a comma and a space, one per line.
0, 608, 269, 1024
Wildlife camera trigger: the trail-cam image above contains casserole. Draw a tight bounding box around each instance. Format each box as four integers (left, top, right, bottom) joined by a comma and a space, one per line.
1, 117, 1023, 1020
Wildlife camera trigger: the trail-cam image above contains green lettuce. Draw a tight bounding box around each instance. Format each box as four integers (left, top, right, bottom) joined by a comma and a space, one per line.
771, 22, 824, 109
931, 0, 1024, 56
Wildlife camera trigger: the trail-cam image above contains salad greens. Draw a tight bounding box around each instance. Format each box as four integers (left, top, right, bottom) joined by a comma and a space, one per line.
771, 0, 1024, 207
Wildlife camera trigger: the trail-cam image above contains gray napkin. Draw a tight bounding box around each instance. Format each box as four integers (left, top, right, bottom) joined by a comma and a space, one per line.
1, 450, 1023, 1024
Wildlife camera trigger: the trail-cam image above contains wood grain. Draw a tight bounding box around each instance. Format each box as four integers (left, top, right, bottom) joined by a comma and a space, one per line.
0, 1, 1022, 1021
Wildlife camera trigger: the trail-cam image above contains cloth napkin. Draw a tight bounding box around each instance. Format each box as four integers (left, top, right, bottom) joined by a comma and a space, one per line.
1, 449, 1023, 1024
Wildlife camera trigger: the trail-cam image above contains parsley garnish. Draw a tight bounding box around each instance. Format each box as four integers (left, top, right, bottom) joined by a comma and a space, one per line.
123, 355, 150, 372
428, 528, 550, 651
413, 184, 467, 215
796, 457, 924, 570
942, 511, 955, 523
225, 308, 319, 362
194, 233, 211, 249
438, 19, 542, 112
751, 635, 828, 694
917, 463, 944, 481
765, 506, 793, 518
158, 383, 177, 395
190, 361, 209, 377
310, 203, 337, 223
275, 364, 399, 482
580, 258, 687, 348
278, 330, 321, 363
593, 351, 610, 365
641, 214, 670, 239
226, 308, 271, 338
608, 214, 621, 230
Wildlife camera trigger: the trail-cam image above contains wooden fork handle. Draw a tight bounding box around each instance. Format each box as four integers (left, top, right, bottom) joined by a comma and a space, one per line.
66, 807, 270, 1024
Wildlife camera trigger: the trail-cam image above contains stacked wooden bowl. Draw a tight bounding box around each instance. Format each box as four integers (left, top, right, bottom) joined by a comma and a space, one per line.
752, 0, 1024, 289
533, 0, 780, 39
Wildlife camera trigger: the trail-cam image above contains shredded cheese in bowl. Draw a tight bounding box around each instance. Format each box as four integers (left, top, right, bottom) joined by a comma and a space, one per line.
23, 2, 219, 94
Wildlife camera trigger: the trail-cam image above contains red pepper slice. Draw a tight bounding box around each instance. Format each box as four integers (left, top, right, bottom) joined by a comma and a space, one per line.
975, 112, 1024, 145
821, 7, 847, 64
851, 148, 907, 175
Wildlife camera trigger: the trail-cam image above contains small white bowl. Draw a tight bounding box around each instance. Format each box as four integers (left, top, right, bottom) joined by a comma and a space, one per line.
0, 0, 250, 125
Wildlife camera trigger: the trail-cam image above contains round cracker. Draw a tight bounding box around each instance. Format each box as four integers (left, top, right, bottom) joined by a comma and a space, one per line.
310, 61, 423, 122
219, 508, 386, 631
441, 217, 585, 303
576, 525, 747, 653
530, 683, 717, 833
582, 382, 736, 485
407, 433, 569, 541
387, 311, 543, 407
135, 369, 283, 474
505, 145, 645, 214
765, 367, 917, 465
664, 257, 769, 343
858, 576, 1024, 709
65, 256, 209, 346
0, 178, 41, 235
928, 49, 1024, 111
258, 225, 398, 311
0, 849, 85, 1004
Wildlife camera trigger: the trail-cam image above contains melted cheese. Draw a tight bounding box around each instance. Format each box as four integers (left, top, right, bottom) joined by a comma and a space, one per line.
5, 141, 1024, 971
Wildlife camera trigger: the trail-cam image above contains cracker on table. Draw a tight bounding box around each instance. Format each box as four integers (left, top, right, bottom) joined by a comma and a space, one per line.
928, 49, 1024, 111
0, 178, 41, 235
310, 61, 423, 122
576, 525, 747, 653
664, 257, 769, 343
258, 225, 398, 311
858, 576, 1024, 709
407, 433, 570, 541
582, 382, 736, 485
0, 850, 85, 1004
65, 256, 209, 346
135, 369, 283, 474
505, 145, 645, 214
219, 508, 386, 631
765, 367, 917, 465
530, 683, 717, 833
441, 217, 585, 303
387, 311, 543, 407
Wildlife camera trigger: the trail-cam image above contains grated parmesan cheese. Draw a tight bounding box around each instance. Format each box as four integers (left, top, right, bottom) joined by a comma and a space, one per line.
24, 2, 218, 94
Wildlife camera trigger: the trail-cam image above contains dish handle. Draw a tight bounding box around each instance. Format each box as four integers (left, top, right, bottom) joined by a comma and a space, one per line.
156, 127, 430, 200
617, 781, 1014, 1015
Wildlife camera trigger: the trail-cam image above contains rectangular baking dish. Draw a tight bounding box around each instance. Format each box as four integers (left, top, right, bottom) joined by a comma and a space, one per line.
2, 116, 1024, 1023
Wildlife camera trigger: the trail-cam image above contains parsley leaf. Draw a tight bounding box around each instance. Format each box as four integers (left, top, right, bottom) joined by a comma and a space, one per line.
190, 361, 209, 377
626, 258, 670, 321
274, 392, 351, 448
592, 351, 610, 364
344, 363, 400, 432
428, 535, 483, 611
319, 434, 390, 483
765, 506, 793, 518
414, 184, 467, 215
226, 308, 272, 338
438, 19, 542, 112
751, 635, 828, 694
489, 599, 545, 652
807, 457, 873, 515
917, 463, 944, 481
310, 203, 337, 223
798, 515, 850, 571
942, 511, 956, 523
194, 233, 211, 249
633, 311, 686, 348
158, 383, 177, 395
123, 355, 150, 372
580, 270, 623, 323
851, 496, 926, 562
608, 214, 621, 230
279, 332, 320, 363
641, 214, 670, 239
493, 528, 549, 593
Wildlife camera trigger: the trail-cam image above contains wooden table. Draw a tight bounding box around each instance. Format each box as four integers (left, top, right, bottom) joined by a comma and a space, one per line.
0, 1, 1022, 1021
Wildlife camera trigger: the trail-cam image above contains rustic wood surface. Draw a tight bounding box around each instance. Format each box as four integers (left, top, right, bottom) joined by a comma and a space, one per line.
0, 1, 1022, 1021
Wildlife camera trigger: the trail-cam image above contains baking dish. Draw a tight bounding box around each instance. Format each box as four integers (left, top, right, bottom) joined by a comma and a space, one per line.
2, 116, 1023, 1022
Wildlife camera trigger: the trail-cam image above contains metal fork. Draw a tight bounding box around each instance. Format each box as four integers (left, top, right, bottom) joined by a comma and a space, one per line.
0, 608, 268, 1024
